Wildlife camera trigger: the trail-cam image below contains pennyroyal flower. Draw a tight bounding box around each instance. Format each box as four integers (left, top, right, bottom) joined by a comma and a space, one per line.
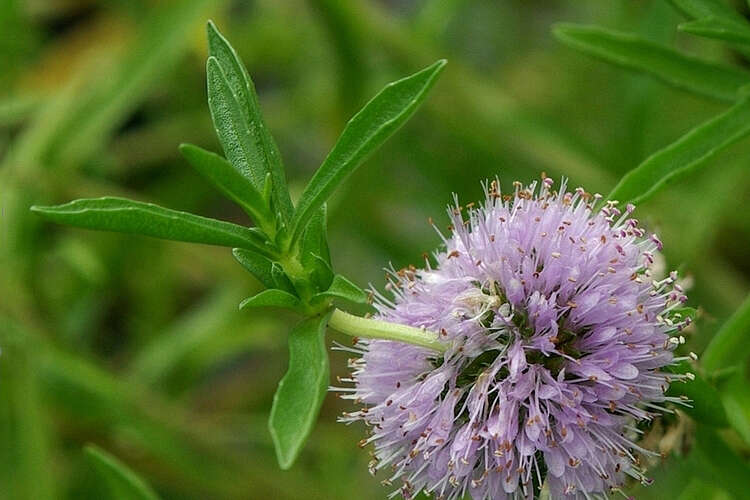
335, 178, 692, 499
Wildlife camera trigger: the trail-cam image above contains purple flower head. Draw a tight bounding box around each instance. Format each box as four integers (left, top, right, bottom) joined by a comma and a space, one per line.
337, 179, 692, 499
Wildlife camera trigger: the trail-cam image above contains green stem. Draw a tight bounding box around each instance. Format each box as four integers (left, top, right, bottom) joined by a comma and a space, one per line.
328, 309, 447, 352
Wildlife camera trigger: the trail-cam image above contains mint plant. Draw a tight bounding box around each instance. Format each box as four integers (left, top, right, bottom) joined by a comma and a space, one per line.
29, 5, 750, 497
32, 21, 446, 470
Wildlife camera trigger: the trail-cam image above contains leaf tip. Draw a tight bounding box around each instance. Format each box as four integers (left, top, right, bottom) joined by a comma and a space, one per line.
177, 142, 193, 158
83, 443, 99, 457
206, 19, 219, 36
550, 22, 583, 41
268, 407, 295, 470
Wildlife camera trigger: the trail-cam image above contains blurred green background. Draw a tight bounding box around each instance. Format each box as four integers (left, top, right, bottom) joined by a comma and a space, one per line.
1, 0, 749, 498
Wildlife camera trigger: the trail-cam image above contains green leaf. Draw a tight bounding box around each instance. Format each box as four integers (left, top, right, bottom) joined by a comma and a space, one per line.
271, 262, 296, 294
553, 23, 749, 102
300, 205, 331, 266
206, 22, 293, 220
680, 16, 750, 45
232, 248, 276, 289
608, 96, 750, 204
665, 361, 728, 427
178, 143, 273, 228
128, 286, 241, 386
289, 59, 447, 246
269, 313, 331, 469
43, 0, 215, 169
721, 370, 750, 445
0, 321, 55, 499
669, 0, 746, 23
702, 293, 750, 373
239, 289, 301, 310
300, 205, 333, 291
691, 426, 750, 499
30, 197, 273, 256
84, 444, 160, 500
313, 274, 369, 306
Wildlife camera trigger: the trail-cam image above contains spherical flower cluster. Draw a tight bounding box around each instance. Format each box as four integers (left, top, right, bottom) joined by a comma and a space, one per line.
336, 178, 692, 499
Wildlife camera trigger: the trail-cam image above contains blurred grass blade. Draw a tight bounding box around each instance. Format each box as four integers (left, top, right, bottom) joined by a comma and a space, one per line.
0, 94, 38, 127
232, 248, 276, 289
206, 21, 293, 219
0, 321, 55, 500
692, 426, 750, 499
51, 0, 216, 168
289, 59, 447, 246
308, 0, 367, 115
179, 143, 273, 229
721, 370, 750, 445
84, 445, 160, 500
608, 96, 750, 204
239, 289, 301, 310
702, 293, 750, 373
128, 286, 241, 386
680, 17, 750, 44
553, 23, 749, 102
669, 0, 746, 22
31, 197, 273, 255
269, 313, 331, 469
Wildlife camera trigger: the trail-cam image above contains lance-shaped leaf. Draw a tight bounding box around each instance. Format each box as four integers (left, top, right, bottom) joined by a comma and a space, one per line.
269, 313, 331, 469
702, 293, 750, 373
680, 17, 750, 45
179, 143, 273, 228
232, 248, 275, 289
692, 426, 750, 499
206, 22, 293, 220
289, 59, 447, 246
669, 0, 747, 23
271, 262, 297, 294
608, 96, 750, 204
239, 289, 301, 311
553, 24, 749, 102
31, 197, 273, 256
300, 205, 333, 291
313, 274, 369, 306
84, 444, 160, 500
722, 370, 750, 445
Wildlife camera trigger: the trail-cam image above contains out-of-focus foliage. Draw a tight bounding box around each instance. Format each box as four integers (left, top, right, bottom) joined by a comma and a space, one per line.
1, 0, 749, 498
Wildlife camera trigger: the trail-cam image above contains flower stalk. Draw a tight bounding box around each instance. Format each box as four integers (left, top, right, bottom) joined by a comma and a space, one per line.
328, 309, 447, 352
